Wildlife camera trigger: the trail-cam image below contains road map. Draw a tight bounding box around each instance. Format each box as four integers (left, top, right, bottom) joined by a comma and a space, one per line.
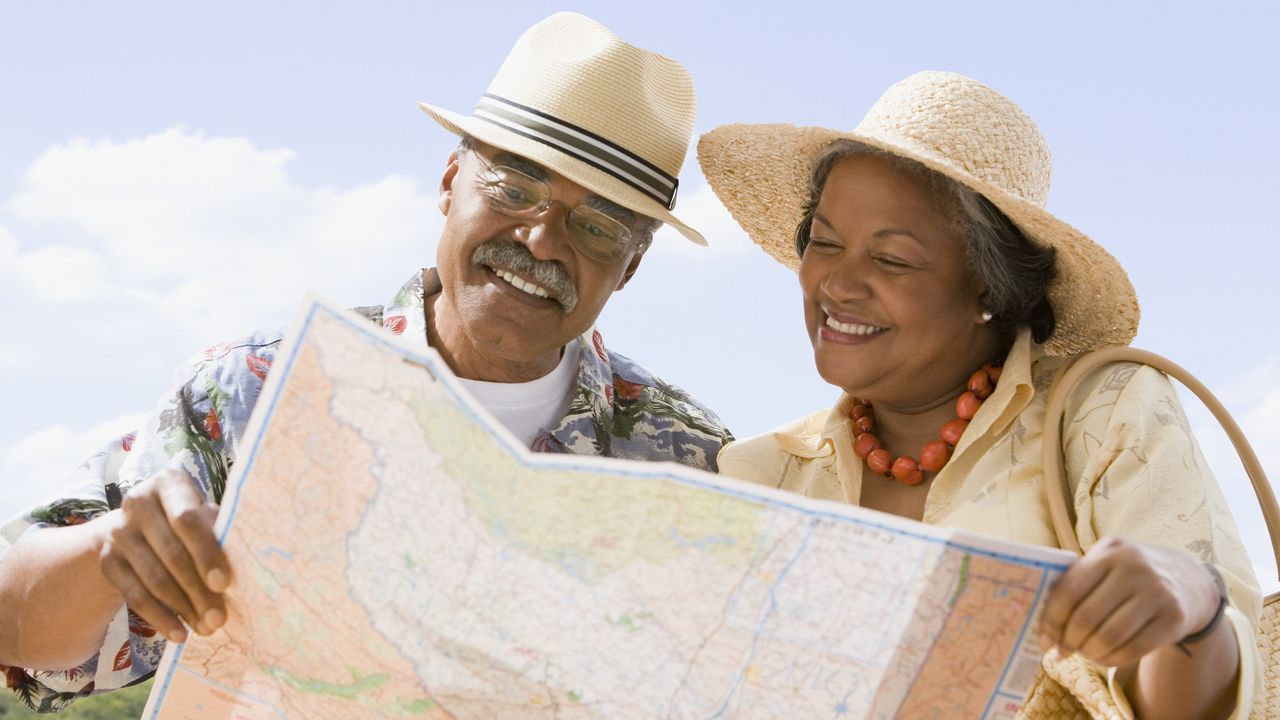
143, 296, 1075, 719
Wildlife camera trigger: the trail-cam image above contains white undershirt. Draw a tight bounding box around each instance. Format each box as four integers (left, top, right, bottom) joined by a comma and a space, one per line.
457, 339, 580, 447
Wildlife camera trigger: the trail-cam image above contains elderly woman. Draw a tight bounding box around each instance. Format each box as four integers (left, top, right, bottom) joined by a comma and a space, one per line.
698, 72, 1261, 719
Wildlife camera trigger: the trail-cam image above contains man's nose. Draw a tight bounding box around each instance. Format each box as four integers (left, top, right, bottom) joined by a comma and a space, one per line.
514, 205, 573, 261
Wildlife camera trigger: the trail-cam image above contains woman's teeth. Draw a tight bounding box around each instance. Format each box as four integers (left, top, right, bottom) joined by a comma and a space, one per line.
826, 317, 885, 335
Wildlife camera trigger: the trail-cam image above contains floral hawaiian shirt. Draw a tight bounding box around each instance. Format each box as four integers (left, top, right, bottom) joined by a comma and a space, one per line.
0, 269, 733, 711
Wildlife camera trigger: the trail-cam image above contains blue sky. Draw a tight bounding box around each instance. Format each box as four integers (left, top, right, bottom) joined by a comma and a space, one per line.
2, 1, 1278, 585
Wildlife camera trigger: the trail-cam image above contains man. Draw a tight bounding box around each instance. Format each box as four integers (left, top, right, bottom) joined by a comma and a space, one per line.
0, 13, 730, 711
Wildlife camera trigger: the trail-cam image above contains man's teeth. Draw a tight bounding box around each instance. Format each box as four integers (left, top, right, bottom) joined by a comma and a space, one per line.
826, 317, 885, 335
494, 268, 551, 298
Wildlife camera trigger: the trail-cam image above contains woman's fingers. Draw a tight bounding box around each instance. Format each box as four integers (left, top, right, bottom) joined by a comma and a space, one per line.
1039, 538, 1115, 651
1040, 536, 1217, 667
1071, 593, 1158, 665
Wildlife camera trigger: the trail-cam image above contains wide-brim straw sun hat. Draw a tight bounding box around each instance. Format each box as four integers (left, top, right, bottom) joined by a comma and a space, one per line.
697, 70, 1139, 356
418, 12, 705, 245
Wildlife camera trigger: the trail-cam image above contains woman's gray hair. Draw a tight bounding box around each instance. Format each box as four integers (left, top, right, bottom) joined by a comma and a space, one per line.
793, 140, 1057, 343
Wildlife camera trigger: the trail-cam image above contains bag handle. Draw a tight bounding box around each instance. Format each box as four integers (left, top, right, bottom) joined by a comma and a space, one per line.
1041, 346, 1280, 581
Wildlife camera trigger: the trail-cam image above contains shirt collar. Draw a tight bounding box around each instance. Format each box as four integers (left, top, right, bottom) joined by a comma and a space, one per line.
964, 327, 1039, 443
382, 268, 613, 445
379, 268, 436, 344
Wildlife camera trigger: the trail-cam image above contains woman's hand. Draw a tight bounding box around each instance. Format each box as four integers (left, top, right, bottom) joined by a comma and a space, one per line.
1038, 536, 1223, 668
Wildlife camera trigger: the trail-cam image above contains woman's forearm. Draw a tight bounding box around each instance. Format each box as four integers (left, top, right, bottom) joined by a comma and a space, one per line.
1123, 619, 1240, 720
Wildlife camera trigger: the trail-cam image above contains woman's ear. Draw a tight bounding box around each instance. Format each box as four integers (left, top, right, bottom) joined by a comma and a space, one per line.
976, 290, 993, 324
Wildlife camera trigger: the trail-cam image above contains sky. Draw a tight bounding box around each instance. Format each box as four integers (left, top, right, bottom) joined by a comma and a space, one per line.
1, 2, 1278, 588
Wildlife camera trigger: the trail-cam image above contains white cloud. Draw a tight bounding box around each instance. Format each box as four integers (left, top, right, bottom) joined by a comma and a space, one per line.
1186, 359, 1280, 594
0, 225, 15, 258
0, 128, 442, 513
648, 181, 755, 261
0, 228, 20, 370
0, 414, 146, 522
14, 244, 106, 302
9, 129, 300, 278
1, 126, 440, 357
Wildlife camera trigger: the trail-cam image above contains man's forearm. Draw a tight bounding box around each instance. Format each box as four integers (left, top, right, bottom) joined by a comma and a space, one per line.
0, 518, 125, 671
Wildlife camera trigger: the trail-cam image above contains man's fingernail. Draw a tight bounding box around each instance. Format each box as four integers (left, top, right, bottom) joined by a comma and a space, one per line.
167, 628, 187, 644
206, 568, 229, 592
203, 608, 226, 630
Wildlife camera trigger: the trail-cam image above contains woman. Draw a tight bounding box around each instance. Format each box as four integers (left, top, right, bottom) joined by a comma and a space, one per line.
698, 71, 1261, 719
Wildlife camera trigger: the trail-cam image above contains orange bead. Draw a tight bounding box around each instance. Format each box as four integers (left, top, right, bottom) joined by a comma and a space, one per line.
851, 403, 873, 420
855, 415, 875, 434
853, 432, 880, 458
891, 457, 924, 485
919, 440, 951, 472
955, 391, 981, 420
968, 368, 993, 400
940, 419, 968, 446
985, 363, 1003, 384
867, 448, 893, 475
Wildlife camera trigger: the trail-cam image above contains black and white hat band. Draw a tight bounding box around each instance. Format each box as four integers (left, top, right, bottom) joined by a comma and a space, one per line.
474, 94, 680, 210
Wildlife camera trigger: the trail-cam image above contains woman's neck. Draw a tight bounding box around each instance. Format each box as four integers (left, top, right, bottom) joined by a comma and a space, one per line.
865, 380, 968, 459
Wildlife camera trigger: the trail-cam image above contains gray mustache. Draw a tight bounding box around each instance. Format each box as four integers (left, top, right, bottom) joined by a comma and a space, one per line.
472, 241, 579, 313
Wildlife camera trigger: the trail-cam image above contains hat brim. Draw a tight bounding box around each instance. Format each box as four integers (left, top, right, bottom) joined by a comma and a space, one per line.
420, 102, 706, 246
697, 124, 1139, 356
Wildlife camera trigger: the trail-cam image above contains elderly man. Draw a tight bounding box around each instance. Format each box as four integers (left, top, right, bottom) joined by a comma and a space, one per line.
0, 13, 730, 711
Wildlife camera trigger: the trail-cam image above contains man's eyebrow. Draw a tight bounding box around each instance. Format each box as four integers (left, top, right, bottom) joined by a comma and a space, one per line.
493, 152, 548, 182
492, 151, 637, 226
586, 196, 637, 225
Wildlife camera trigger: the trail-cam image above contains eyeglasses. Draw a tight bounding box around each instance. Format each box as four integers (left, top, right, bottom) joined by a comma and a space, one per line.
471, 155, 646, 264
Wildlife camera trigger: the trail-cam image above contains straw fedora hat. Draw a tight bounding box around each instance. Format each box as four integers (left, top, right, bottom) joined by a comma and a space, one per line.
418, 12, 705, 245
697, 71, 1139, 356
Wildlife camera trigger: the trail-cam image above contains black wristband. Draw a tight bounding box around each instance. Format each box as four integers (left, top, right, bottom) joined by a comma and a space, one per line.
1175, 563, 1228, 657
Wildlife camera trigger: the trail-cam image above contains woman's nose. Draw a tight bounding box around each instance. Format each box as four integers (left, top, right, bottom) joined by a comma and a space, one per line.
820, 254, 874, 301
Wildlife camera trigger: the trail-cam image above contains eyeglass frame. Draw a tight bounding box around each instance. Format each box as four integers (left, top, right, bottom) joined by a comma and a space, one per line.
464, 148, 653, 264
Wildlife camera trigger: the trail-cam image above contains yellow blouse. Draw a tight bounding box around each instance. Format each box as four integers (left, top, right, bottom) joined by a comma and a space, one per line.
718, 329, 1262, 718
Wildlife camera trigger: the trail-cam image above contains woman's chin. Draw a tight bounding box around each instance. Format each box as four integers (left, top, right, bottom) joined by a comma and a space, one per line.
813, 362, 872, 397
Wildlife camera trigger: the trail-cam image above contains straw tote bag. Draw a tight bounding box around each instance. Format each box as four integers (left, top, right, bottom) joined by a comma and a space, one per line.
1018, 347, 1279, 719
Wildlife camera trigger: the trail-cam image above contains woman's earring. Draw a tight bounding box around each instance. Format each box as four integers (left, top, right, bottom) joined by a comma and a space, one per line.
980, 310, 994, 323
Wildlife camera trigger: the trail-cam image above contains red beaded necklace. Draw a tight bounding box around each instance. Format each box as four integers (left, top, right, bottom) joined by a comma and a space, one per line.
851, 361, 1003, 486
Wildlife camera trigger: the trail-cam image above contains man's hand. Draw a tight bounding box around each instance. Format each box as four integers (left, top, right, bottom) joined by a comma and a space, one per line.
97, 469, 232, 644
1038, 536, 1223, 668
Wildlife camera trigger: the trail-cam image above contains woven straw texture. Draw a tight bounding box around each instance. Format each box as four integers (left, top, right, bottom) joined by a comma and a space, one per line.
418, 12, 705, 244
696, 71, 1141, 356
1020, 654, 1120, 719
1020, 595, 1280, 718
1253, 593, 1280, 718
